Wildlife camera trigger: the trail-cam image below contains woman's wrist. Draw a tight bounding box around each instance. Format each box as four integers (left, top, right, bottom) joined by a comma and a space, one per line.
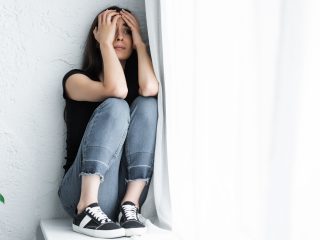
99, 42, 114, 50
99, 42, 117, 58
135, 42, 146, 51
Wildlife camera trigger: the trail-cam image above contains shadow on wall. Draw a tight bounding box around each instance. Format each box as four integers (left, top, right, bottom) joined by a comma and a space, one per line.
36, 225, 45, 240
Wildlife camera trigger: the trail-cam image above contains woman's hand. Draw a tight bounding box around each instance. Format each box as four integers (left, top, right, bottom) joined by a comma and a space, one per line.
93, 10, 121, 47
120, 9, 144, 49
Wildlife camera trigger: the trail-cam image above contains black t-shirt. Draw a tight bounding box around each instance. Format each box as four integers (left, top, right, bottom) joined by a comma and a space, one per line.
62, 69, 139, 174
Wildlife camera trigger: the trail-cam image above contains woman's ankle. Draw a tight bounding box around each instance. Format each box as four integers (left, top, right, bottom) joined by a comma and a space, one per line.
121, 199, 139, 208
77, 200, 97, 214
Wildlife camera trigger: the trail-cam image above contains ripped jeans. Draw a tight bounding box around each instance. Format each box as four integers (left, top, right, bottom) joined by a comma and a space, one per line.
58, 96, 158, 221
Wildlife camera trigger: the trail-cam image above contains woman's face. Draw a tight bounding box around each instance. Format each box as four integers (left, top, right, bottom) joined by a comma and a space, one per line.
113, 17, 133, 60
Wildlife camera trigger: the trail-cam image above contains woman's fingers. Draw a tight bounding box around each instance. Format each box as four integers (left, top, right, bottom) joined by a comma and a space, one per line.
101, 11, 107, 25
120, 10, 136, 21
98, 9, 115, 26
120, 12, 135, 27
121, 14, 134, 29
111, 14, 121, 27
98, 10, 108, 28
106, 11, 119, 24
98, 13, 102, 28
122, 14, 138, 32
121, 10, 138, 26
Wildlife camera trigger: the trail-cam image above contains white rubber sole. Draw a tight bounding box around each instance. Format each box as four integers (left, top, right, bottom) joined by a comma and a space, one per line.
125, 227, 147, 237
72, 224, 125, 238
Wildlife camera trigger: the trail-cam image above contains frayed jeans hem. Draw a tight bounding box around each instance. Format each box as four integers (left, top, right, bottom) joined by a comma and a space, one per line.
125, 178, 150, 185
79, 172, 105, 183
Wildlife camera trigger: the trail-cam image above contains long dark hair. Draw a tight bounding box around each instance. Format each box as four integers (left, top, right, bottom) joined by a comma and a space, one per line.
81, 6, 138, 82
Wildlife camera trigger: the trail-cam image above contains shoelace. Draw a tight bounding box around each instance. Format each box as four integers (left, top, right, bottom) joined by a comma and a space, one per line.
88, 206, 111, 223
122, 204, 138, 220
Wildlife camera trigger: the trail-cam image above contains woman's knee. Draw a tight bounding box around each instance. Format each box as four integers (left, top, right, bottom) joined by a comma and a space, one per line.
132, 96, 158, 121
97, 97, 130, 122
134, 96, 157, 109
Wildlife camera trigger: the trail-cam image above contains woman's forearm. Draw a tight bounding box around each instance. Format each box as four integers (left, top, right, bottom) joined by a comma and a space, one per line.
136, 43, 159, 96
100, 43, 128, 98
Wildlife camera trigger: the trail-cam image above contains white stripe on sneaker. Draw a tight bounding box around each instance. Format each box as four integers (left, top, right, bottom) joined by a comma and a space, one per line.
79, 215, 92, 228
118, 212, 123, 223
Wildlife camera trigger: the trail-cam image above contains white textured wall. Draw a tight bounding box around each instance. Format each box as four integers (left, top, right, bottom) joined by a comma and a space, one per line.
0, 1, 147, 239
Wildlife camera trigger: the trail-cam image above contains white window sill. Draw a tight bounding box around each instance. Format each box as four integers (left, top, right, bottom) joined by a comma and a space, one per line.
40, 218, 178, 240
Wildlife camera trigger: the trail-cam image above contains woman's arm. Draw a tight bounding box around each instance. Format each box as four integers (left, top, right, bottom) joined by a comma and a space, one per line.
65, 10, 128, 102
121, 10, 159, 97
94, 9, 128, 98
100, 42, 128, 98
136, 43, 159, 96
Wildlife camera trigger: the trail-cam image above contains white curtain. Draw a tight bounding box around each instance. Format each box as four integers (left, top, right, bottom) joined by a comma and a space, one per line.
142, 0, 172, 230
145, 0, 320, 239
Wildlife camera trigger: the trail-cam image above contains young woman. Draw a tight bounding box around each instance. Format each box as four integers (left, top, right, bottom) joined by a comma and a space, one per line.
58, 6, 159, 238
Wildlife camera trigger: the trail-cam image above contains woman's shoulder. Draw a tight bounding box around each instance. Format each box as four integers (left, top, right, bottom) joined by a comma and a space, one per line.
62, 69, 94, 100
63, 68, 101, 83
63, 69, 89, 82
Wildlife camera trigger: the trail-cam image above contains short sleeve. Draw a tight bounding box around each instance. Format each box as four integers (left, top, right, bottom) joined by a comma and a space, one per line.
62, 69, 86, 99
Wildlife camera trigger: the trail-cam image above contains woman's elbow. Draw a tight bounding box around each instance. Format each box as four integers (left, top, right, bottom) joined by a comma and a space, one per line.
111, 87, 128, 99
139, 82, 159, 97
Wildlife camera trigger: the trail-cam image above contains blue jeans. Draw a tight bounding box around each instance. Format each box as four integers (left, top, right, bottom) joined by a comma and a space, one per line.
58, 96, 158, 221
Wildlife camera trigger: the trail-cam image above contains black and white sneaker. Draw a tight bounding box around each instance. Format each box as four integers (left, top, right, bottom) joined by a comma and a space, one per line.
72, 202, 125, 238
118, 201, 147, 236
